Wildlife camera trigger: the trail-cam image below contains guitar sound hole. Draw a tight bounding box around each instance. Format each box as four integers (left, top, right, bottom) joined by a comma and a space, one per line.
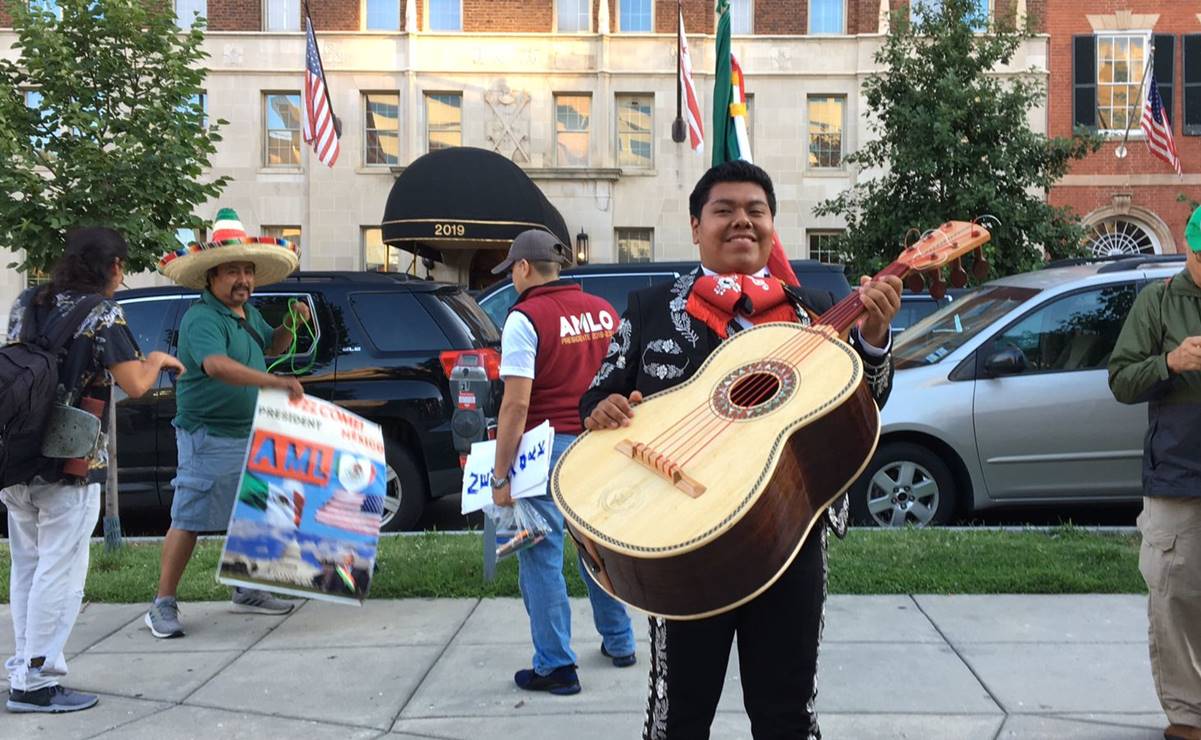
728, 372, 781, 409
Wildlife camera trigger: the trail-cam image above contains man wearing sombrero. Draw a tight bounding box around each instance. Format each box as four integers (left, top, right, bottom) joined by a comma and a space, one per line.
145, 209, 308, 639
1110, 205, 1201, 740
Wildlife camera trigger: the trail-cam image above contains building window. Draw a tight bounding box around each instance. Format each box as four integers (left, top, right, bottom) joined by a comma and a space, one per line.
175, 227, 206, 247
807, 95, 845, 168
555, 94, 591, 167
744, 93, 754, 152
730, 0, 752, 34
175, 0, 206, 27
188, 91, 208, 129
263, 225, 302, 254
808, 0, 842, 34
808, 230, 845, 264
264, 0, 300, 30
365, 0, 399, 30
363, 227, 418, 274
28, 0, 61, 19
557, 0, 589, 32
619, 0, 652, 32
616, 94, 653, 169
264, 93, 302, 166
1095, 34, 1149, 132
911, 0, 988, 29
616, 228, 653, 263
425, 92, 462, 152
1086, 218, 1159, 257
427, 0, 461, 31
364, 93, 400, 166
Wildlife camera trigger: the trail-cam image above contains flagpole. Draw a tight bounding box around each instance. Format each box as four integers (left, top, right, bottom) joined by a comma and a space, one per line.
672, 0, 686, 142
303, 0, 341, 136
1115, 42, 1154, 160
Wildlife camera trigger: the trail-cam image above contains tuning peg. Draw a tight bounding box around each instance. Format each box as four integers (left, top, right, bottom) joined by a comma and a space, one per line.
949, 258, 968, 288
972, 248, 990, 280
904, 273, 925, 293
927, 271, 946, 300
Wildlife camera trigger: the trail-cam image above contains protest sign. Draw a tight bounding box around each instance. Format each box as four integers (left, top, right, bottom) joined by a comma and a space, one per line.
218, 389, 386, 605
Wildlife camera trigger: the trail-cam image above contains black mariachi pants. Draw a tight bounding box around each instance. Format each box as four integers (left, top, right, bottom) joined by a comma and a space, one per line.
642, 528, 827, 740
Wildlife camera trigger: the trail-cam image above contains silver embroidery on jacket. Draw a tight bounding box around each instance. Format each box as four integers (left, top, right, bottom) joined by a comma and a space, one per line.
590, 317, 633, 388
644, 616, 670, 739
668, 273, 700, 348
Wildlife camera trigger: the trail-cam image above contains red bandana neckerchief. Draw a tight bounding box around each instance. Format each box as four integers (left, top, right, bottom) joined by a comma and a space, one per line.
685, 273, 797, 340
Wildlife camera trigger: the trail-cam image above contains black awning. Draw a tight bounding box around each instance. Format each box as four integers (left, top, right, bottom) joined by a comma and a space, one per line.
381, 147, 571, 259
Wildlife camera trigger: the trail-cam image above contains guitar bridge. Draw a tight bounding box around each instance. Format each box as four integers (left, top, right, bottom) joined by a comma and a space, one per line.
615, 439, 706, 498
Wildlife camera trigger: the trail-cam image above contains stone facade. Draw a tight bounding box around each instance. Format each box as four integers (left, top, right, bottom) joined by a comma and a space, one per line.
0, 0, 1048, 311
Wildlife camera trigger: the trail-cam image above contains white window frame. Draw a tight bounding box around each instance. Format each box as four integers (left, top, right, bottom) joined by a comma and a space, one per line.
730, 0, 753, 35
362, 226, 419, 274
263, 0, 301, 31
425, 0, 463, 31
1095, 31, 1152, 135
806, 229, 846, 264
806, 94, 847, 170
910, 0, 992, 30
424, 91, 463, 153
618, 0, 653, 33
263, 92, 303, 167
174, 0, 207, 28
556, 0, 591, 33
615, 228, 654, 263
807, 0, 845, 35
554, 93, 592, 167
615, 93, 654, 169
363, 91, 401, 167
363, 0, 400, 30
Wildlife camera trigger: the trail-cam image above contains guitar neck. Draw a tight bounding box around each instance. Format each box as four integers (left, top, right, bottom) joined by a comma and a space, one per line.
815, 262, 909, 336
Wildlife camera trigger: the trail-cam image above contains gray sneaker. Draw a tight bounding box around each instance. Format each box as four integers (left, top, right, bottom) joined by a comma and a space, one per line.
231, 588, 295, 615
7, 685, 99, 713
145, 597, 185, 639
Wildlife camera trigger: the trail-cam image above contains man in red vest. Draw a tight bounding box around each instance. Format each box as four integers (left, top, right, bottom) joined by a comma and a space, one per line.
490, 229, 637, 696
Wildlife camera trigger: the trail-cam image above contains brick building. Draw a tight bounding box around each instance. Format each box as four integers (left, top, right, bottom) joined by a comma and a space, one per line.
0, 0, 1046, 306
1047, 1, 1201, 256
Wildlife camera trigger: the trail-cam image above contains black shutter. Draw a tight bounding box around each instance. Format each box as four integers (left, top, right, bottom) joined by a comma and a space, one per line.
1185, 34, 1201, 135
1154, 35, 1175, 130
1073, 36, 1097, 130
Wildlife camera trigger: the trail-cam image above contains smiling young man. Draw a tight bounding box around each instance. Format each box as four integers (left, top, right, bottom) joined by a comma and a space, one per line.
580, 161, 902, 739
145, 210, 308, 639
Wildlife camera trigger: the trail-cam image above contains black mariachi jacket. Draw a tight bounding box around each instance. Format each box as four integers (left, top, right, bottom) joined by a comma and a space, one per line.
578, 270, 895, 534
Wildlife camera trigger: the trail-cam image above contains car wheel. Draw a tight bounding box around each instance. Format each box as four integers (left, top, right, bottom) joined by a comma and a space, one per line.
380, 441, 427, 532
849, 442, 957, 528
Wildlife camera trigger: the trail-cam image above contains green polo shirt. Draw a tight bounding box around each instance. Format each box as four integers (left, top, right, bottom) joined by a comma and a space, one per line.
175, 290, 275, 438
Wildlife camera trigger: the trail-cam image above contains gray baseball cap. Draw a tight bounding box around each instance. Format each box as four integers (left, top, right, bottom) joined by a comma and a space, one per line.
491, 229, 571, 274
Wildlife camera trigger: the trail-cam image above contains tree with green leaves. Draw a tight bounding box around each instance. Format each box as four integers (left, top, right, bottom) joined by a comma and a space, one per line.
813, 0, 1101, 281
0, 0, 229, 276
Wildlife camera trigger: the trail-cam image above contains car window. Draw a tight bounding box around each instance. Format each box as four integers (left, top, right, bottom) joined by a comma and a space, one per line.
251, 293, 320, 355
479, 284, 517, 329
349, 292, 449, 352
579, 275, 659, 316
429, 289, 501, 345
894, 285, 1040, 369
119, 297, 176, 355
893, 297, 951, 332
990, 283, 1138, 373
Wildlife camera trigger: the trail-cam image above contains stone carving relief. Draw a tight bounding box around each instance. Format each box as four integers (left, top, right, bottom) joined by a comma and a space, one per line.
485, 82, 532, 163
222, 44, 244, 66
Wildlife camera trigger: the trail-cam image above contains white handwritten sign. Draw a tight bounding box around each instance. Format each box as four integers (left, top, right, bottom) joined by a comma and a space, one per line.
460, 421, 554, 514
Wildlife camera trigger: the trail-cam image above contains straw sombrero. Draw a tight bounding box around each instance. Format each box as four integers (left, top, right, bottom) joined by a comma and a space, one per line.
157, 208, 300, 290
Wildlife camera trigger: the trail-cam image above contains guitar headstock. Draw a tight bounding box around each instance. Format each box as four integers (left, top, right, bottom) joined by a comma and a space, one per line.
897, 221, 992, 298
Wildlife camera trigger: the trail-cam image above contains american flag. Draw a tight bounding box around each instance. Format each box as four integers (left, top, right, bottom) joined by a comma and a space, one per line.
303, 13, 340, 167
1140, 74, 1181, 175
678, 7, 703, 154
315, 489, 383, 536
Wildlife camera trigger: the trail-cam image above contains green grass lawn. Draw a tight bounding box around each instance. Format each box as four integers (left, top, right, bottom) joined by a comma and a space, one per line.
0, 526, 1145, 604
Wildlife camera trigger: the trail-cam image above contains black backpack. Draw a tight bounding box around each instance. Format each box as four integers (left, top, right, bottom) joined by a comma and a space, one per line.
0, 293, 103, 488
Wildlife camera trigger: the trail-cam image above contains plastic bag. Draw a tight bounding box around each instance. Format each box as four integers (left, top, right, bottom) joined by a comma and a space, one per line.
485, 498, 551, 559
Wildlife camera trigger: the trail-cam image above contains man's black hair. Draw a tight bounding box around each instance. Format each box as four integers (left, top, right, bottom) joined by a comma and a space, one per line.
688, 160, 777, 220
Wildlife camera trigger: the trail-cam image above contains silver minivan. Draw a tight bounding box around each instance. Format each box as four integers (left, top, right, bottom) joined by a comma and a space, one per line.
850, 255, 1187, 527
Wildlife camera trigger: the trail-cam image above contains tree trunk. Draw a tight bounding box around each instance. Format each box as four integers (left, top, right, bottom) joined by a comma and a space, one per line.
103, 386, 123, 551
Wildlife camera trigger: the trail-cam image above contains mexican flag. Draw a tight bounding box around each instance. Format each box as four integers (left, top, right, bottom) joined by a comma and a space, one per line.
711, 0, 800, 287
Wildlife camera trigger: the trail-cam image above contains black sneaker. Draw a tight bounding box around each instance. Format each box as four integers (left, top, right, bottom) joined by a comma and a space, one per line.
7, 686, 99, 713
513, 664, 581, 695
601, 643, 637, 668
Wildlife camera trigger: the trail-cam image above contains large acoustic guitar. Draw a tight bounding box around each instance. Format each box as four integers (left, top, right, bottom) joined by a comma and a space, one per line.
552, 222, 991, 619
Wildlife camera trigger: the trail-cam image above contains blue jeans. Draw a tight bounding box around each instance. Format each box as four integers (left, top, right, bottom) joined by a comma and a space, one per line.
517, 433, 636, 676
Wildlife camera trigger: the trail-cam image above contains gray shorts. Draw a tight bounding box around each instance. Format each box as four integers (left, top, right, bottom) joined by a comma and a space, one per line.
170, 425, 248, 533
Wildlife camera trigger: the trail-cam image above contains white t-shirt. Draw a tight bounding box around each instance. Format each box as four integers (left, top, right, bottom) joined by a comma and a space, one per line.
499, 311, 538, 380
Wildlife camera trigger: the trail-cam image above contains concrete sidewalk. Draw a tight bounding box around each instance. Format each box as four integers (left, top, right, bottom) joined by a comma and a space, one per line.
1, 595, 1167, 739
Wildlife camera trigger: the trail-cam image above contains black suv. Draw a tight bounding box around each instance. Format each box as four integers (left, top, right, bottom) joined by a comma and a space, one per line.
110, 271, 500, 531
476, 259, 854, 328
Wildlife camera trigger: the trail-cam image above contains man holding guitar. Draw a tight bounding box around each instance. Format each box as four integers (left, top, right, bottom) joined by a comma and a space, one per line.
580, 161, 902, 739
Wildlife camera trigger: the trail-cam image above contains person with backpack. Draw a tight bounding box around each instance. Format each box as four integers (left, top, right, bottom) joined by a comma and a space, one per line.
2, 228, 185, 714
1109, 206, 1201, 740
